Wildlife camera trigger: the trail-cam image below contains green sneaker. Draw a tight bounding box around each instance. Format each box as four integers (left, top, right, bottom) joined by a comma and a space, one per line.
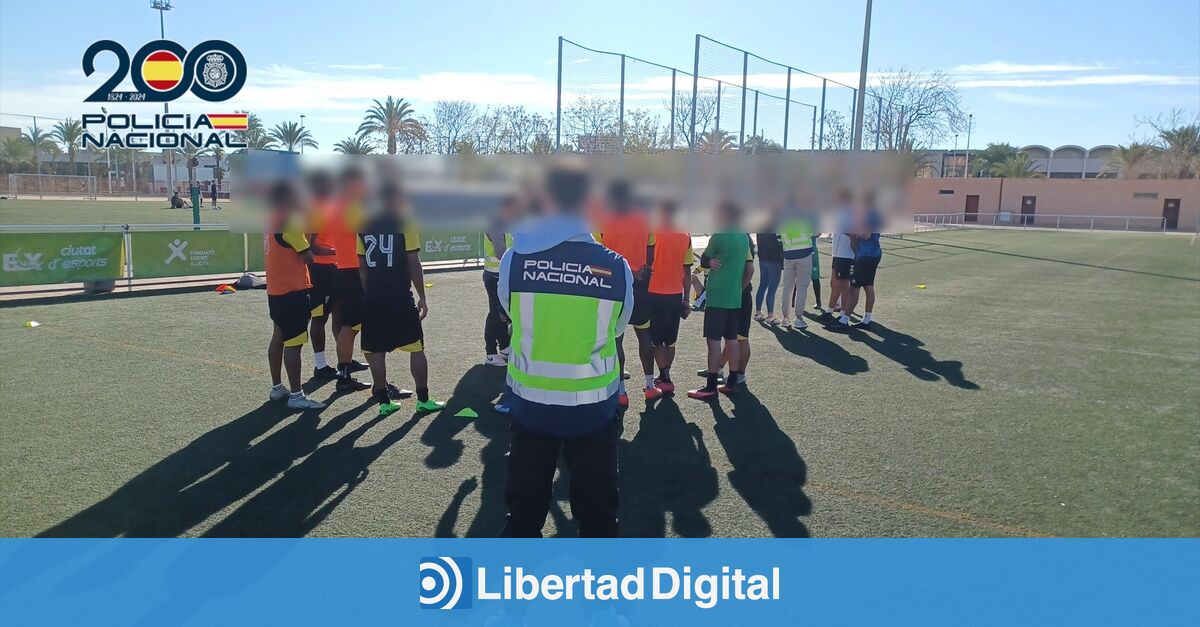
415, 399, 446, 413
378, 401, 402, 417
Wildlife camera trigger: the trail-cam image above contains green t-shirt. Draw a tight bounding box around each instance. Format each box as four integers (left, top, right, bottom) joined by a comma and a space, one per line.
702, 231, 751, 309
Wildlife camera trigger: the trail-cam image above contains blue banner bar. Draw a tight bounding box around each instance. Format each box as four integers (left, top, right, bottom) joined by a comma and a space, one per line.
1, 539, 1196, 625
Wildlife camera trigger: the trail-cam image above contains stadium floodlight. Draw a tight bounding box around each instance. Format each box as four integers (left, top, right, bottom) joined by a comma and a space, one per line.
152, 0, 174, 194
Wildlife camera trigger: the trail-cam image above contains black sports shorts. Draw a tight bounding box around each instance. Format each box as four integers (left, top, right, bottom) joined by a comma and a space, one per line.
850, 256, 881, 288
268, 289, 311, 347
647, 292, 683, 346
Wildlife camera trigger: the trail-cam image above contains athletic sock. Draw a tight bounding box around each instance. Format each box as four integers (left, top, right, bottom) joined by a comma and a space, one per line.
337, 362, 350, 378
644, 374, 655, 389
271, 383, 286, 393
863, 312, 873, 323
705, 373, 719, 391
659, 368, 671, 383
314, 351, 327, 369
839, 314, 851, 325
728, 371, 741, 385
289, 391, 304, 400
417, 387, 430, 403
373, 388, 390, 405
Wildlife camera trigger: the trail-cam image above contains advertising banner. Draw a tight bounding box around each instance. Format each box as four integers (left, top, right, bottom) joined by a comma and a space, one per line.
131, 231, 247, 278
0, 232, 124, 287
420, 231, 481, 262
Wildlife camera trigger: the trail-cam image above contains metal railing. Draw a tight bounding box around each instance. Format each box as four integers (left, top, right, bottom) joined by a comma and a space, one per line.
913, 212, 1174, 233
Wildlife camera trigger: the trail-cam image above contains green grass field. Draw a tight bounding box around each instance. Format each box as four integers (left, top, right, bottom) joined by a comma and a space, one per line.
0, 198, 241, 226
1, 228, 1197, 538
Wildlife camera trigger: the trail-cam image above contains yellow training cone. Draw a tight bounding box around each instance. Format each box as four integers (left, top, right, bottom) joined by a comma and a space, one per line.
425, 282, 434, 288
25, 321, 40, 328
917, 284, 926, 289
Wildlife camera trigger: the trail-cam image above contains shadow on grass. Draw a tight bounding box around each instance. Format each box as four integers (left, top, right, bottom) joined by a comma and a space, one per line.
763, 318, 870, 375
619, 397, 719, 537
38, 378, 366, 538
430, 364, 511, 538
708, 390, 811, 537
848, 322, 980, 390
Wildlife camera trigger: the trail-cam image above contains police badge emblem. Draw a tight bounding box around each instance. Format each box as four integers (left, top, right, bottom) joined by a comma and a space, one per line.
202, 52, 229, 89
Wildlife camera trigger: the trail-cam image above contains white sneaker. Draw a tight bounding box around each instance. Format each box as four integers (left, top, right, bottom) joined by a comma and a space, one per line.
269, 386, 289, 402
794, 319, 809, 329
780, 319, 792, 329
485, 354, 507, 367
287, 395, 325, 410
499, 346, 511, 357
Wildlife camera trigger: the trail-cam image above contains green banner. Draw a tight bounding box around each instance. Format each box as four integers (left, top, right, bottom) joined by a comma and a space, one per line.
419, 231, 481, 262
131, 231, 246, 278
0, 232, 124, 286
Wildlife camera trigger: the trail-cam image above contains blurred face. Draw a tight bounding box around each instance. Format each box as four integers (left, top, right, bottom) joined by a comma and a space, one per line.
343, 174, 366, 203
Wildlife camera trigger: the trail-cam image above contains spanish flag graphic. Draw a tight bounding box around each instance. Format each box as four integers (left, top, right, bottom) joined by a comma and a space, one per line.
142, 50, 183, 91
207, 113, 249, 130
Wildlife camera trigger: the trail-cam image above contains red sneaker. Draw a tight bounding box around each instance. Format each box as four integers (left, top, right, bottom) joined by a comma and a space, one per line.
687, 388, 717, 400
618, 392, 629, 407
718, 383, 737, 395
654, 379, 676, 393
644, 386, 664, 401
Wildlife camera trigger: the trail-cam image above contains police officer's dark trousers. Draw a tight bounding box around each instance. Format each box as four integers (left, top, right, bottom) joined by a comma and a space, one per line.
501, 419, 619, 538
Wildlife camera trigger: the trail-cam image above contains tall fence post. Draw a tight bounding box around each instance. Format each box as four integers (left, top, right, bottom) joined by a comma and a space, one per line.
818, 78, 827, 149
555, 36, 562, 153
810, 105, 816, 149
783, 68, 792, 151
752, 90, 759, 142
738, 51, 748, 149
715, 81, 722, 138
670, 68, 677, 149
618, 53, 626, 154
690, 34, 700, 151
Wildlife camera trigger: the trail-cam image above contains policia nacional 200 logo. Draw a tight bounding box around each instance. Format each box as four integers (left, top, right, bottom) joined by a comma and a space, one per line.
80, 39, 248, 150
83, 39, 245, 102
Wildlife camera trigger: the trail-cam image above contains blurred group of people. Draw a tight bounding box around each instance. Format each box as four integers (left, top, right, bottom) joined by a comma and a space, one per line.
259, 157, 884, 538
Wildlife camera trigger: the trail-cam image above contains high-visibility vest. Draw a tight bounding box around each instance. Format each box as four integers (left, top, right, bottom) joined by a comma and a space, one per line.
483, 233, 513, 272
505, 241, 627, 406
781, 220, 815, 256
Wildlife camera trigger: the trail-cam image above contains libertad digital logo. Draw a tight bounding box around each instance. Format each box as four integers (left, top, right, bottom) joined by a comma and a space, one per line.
79, 39, 248, 151
419, 557, 472, 610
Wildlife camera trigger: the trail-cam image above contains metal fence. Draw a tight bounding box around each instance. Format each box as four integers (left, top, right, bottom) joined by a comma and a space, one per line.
555, 35, 902, 154
913, 212, 1175, 233
556, 37, 821, 154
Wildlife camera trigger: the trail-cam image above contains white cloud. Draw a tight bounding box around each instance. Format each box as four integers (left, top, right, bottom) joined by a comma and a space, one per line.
952, 61, 1109, 74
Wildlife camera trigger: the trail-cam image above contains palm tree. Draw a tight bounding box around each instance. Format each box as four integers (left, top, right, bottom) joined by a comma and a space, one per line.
1107, 143, 1159, 179
234, 111, 275, 150
357, 96, 425, 154
268, 121, 318, 153
333, 135, 377, 154
696, 129, 734, 154
178, 145, 211, 186
1157, 124, 1200, 178
990, 153, 1043, 179
0, 136, 36, 172
22, 125, 61, 173
51, 119, 84, 174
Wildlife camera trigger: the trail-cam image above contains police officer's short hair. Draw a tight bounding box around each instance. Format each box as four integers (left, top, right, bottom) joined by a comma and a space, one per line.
546, 165, 589, 211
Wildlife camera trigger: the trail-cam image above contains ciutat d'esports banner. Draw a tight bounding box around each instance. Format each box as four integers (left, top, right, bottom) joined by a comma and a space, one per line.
1, 539, 1195, 625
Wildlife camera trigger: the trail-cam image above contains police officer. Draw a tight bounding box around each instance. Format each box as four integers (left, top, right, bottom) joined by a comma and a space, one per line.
497, 162, 634, 537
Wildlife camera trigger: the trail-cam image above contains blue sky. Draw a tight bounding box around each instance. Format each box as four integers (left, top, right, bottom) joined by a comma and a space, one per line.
1, 0, 1197, 152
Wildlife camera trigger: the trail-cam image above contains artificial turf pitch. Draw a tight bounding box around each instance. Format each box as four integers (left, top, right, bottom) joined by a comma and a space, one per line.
0, 229, 1197, 538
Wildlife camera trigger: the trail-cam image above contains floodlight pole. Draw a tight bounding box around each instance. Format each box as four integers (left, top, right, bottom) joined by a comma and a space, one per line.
851, 0, 873, 151
690, 35, 700, 151
555, 36, 562, 152
783, 68, 791, 150
153, 0, 174, 194
964, 113, 973, 177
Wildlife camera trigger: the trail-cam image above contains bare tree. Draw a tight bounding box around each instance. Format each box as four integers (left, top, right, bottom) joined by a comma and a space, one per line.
866, 67, 966, 150
663, 89, 718, 150
428, 100, 478, 154
820, 109, 852, 150
564, 95, 619, 151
